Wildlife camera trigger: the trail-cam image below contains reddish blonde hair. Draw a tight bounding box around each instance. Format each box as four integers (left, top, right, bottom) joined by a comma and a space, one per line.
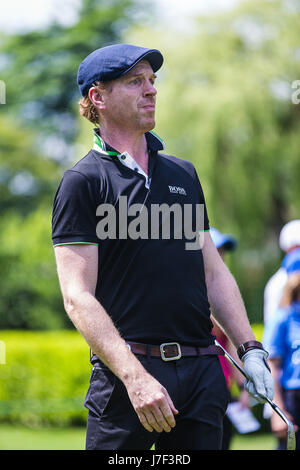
78, 81, 111, 125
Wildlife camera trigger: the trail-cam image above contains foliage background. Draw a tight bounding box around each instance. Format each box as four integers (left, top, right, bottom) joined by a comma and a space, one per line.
0, 0, 299, 427
126, 0, 300, 322
0, 330, 89, 426
1, 0, 299, 330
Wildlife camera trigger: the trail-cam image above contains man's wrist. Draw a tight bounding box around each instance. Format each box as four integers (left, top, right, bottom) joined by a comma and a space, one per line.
119, 358, 150, 387
237, 340, 265, 361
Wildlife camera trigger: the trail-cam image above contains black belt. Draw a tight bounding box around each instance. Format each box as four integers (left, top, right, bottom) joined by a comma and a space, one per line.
127, 341, 224, 362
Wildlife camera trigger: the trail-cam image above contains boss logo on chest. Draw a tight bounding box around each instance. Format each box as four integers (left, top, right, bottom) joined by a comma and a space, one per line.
168, 185, 187, 196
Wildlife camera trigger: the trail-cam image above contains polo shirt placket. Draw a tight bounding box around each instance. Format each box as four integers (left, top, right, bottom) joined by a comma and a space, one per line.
93, 128, 164, 190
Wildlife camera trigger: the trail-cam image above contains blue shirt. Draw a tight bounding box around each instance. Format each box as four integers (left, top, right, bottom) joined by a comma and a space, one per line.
267, 301, 300, 390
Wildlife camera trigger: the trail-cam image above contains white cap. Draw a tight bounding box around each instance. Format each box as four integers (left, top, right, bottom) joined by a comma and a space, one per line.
279, 220, 300, 252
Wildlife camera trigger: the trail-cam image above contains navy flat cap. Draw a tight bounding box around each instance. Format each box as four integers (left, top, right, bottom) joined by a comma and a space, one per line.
77, 43, 164, 96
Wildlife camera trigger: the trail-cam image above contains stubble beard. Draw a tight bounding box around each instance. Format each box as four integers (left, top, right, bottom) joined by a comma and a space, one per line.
137, 107, 156, 133
104, 100, 156, 134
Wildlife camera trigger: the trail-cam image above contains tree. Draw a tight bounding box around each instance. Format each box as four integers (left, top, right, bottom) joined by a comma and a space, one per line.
121, 0, 300, 321
0, 115, 61, 215
0, 0, 152, 329
0, 0, 148, 156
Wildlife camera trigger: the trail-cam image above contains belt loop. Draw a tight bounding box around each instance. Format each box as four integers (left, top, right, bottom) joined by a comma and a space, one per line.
147, 344, 151, 362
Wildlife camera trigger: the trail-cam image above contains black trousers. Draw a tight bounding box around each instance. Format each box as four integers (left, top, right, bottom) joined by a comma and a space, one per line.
84, 353, 229, 450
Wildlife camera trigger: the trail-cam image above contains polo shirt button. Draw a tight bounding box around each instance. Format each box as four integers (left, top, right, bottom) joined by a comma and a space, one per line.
134, 167, 139, 172
121, 155, 126, 160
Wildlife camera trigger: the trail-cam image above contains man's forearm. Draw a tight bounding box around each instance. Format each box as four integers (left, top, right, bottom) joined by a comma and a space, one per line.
206, 264, 256, 349
207, 262, 274, 404
64, 291, 146, 384
64, 291, 178, 433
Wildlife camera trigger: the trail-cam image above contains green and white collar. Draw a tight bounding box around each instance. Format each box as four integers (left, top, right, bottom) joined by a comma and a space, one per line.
92, 128, 165, 155
92, 129, 165, 189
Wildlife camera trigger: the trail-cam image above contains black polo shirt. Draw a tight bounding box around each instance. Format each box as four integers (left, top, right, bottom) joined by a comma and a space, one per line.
52, 131, 214, 346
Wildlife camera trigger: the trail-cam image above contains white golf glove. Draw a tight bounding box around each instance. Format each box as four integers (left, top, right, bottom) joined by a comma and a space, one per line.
242, 349, 274, 403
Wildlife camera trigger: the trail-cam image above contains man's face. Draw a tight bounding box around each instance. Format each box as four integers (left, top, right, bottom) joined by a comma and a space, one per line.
100, 60, 157, 133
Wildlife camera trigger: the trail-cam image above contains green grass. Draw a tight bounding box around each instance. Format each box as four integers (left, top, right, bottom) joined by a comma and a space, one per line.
0, 424, 86, 450
230, 432, 277, 450
0, 424, 277, 450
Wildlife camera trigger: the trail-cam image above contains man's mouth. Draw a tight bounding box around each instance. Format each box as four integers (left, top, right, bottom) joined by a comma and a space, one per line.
142, 104, 155, 110
140, 100, 156, 109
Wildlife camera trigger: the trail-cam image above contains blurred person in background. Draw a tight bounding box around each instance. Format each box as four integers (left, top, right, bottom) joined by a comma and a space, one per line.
264, 220, 300, 325
210, 228, 251, 450
266, 252, 300, 450
263, 221, 300, 355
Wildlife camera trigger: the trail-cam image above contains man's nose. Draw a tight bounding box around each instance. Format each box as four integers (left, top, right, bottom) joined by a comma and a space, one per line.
144, 80, 157, 96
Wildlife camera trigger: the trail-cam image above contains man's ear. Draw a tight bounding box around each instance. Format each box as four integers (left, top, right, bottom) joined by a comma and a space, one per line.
88, 86, 106, 110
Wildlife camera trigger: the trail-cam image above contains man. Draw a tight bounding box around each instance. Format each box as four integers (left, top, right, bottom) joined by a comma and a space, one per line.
266, 253, 300, 450
52, 44, 273, 450
263, 220, 300, 355
264, 219, 300, 324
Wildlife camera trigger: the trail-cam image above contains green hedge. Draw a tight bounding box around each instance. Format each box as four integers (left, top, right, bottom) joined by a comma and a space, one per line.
0, 330, 91, 426
0, 326, 264, 427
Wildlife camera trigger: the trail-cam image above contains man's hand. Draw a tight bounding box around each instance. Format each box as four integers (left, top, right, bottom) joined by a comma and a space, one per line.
242, 349, 274, 403
125, 372, 179, 433
271, 410, 294, 440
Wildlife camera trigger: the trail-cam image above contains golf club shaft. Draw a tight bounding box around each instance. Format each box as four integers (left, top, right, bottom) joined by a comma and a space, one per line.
215, 340, 296, 450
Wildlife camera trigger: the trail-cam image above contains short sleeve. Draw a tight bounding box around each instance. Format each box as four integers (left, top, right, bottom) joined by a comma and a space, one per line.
52, 170, 100, 246
192, 165, 210, 231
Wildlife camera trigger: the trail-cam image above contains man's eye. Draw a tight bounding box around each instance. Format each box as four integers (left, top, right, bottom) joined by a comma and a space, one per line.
130, 78, 141, 85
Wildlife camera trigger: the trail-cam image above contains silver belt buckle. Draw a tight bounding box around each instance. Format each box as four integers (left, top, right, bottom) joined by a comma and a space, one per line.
160, 342, 182, 361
